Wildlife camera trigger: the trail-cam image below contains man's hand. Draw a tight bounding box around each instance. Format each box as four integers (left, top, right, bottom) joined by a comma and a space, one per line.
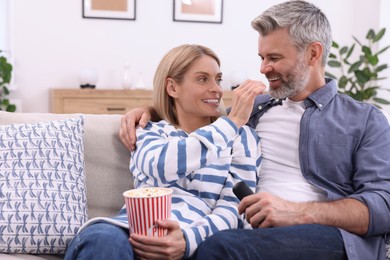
228, 80, 266, 128
238, 192, 309, 228
129, 220, 186, 260
119, 106, 152, 151
239, 192, 369, 235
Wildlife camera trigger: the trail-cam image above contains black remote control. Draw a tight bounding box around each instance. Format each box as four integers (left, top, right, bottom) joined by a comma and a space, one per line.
233, 181, 254, 200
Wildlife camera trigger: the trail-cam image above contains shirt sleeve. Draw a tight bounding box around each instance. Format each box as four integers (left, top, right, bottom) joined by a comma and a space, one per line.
348, 108, 390, 236
181, 125, 261, 257
131, 117, 239, 187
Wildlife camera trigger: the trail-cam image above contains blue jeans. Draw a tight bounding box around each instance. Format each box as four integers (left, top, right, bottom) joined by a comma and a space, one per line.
192, 224, 347, 260
64, 222, 134, 260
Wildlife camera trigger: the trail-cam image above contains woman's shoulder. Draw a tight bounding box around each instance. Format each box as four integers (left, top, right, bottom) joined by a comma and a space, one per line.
140, 120, 183, 136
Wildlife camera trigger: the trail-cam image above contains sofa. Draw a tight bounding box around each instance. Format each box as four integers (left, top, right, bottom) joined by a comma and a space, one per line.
0, 111, 133, 259
0, 111, 390, 260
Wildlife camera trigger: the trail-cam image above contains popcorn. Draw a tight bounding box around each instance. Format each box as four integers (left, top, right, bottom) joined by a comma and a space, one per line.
123, 187, 173, 237
124, 187, 172, 198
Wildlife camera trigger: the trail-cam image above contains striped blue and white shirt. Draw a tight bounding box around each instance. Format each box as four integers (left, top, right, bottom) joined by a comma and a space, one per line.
131, 116, 261, 257
79, 116, 261, 258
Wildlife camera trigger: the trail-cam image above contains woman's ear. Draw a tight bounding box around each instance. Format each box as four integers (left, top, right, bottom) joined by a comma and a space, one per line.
166, 78, 178, 98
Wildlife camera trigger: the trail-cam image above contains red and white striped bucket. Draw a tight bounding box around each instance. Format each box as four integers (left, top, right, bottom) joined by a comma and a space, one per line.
123, 187, 172, 237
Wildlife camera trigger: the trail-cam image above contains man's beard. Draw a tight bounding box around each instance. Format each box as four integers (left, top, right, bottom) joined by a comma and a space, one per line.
269, 55, 309, 100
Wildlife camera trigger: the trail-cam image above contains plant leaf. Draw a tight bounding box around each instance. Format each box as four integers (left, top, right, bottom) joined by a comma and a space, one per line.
325, 71, 337, 79
348, 61, 362, 73
328, 60, 341, 68
346, 44, 355, 59
353, 36, 363, 46
355, 70, 370, 83
366, 29, 375, 40
3, 86, 10, 95
340, 46, 348, 55
373, 97, 390, 105
375, 64, 388, 73
373, 28, 386, 42
2, 99, 9, 106
6, 104, 16, 112
368, 55, 379, 66
338, 76, 349, 88
377, 45, 390, 56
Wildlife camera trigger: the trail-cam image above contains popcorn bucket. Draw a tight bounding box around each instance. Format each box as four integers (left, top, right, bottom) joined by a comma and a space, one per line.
123, 187, 172, 237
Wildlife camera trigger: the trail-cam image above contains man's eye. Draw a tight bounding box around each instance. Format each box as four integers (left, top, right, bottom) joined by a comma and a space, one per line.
199, 77, 207, 82
216, 78, 223, 85
269, 56, 280, 61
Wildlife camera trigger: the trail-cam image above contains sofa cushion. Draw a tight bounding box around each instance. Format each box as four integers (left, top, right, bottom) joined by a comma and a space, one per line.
0, 117, 87, 254
0, 112, 133, 219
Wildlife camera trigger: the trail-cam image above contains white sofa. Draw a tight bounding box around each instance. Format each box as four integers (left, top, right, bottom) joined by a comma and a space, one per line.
0, 111, 133, 259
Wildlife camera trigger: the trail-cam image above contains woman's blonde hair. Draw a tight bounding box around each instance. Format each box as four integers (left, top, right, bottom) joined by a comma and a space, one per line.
153, 44, 225, 125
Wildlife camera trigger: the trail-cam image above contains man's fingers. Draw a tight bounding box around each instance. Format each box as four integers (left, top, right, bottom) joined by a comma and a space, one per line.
139, 112, 150, 128
119, 118, 132, 151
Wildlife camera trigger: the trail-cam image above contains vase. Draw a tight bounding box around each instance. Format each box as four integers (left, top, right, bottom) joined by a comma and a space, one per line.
122, 63, 133, 89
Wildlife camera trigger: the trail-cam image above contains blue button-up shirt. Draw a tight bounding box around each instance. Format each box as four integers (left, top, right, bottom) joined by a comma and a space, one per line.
247, 78, 390, 260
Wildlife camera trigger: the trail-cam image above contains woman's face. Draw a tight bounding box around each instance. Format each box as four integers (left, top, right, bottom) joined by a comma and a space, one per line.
169, 55, 223, 126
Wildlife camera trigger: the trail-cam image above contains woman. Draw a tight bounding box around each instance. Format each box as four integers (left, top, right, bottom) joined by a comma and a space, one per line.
65, 44, 263, 259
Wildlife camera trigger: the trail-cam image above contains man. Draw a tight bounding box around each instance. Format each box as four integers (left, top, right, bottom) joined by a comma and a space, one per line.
119, 1, 390, 259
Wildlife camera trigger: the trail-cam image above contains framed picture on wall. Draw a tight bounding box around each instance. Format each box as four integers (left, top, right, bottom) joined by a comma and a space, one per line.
82, 0, 136, 21
173, 0, 223, 24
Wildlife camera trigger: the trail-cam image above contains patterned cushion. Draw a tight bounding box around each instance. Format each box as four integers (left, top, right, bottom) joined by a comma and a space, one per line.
0, 117, 87, 254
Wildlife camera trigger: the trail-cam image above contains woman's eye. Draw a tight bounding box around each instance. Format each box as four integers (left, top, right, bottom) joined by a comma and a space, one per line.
216, 78, 223, 85
198, 77, 207, 82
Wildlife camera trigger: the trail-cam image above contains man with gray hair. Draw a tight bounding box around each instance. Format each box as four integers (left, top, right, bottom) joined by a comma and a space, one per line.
119, 1, 390, 259
192, 1, 390, 259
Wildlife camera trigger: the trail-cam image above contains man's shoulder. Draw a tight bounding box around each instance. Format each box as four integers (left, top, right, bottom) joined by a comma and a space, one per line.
247, 94, 281, 129
254, 93, 273, 106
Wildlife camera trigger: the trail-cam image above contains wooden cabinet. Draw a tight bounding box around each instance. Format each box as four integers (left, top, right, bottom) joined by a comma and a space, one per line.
50, 89, 153, 114
50, 88, 233, 114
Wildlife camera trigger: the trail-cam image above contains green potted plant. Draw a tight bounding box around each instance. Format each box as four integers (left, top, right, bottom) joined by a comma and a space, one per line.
0, 50, 16, 112
326, 28, 390, 108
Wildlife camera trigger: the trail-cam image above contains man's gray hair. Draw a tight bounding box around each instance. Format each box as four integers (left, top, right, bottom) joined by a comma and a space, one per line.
251, 0, 332, 66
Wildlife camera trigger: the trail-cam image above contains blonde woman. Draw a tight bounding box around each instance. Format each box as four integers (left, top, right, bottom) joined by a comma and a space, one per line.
65, 44, 264, 260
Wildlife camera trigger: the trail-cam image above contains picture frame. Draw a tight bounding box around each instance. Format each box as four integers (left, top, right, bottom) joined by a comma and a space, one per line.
82, 0, 136, 21
173, 0, 223, 24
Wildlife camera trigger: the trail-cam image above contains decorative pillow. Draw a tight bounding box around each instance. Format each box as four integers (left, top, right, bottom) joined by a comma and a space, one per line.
0, 117, 87, 254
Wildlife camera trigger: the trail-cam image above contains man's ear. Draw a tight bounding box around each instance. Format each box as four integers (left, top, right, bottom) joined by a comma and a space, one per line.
308, 41, 323, 66
166, 78, 179, 98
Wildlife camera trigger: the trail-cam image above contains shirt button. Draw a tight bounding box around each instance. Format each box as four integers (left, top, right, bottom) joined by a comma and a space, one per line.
258, 106, 263, 110
319, 104, 323, 108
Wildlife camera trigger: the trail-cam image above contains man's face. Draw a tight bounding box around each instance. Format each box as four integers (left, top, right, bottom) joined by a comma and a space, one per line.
258, 28, 310, 100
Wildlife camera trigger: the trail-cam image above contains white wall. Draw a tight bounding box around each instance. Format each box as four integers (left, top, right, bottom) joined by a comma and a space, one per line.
0, 0, 8, 51
379, 0, 390, 104
6, 0, 389, 113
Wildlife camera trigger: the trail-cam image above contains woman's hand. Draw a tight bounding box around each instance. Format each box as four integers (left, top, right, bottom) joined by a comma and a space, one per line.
129, 220, 186, 260
119, 106, 152, 151
228, 80, 266, 128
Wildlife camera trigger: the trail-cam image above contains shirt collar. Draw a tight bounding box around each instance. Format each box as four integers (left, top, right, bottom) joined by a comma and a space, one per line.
304, 78, 338, 110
